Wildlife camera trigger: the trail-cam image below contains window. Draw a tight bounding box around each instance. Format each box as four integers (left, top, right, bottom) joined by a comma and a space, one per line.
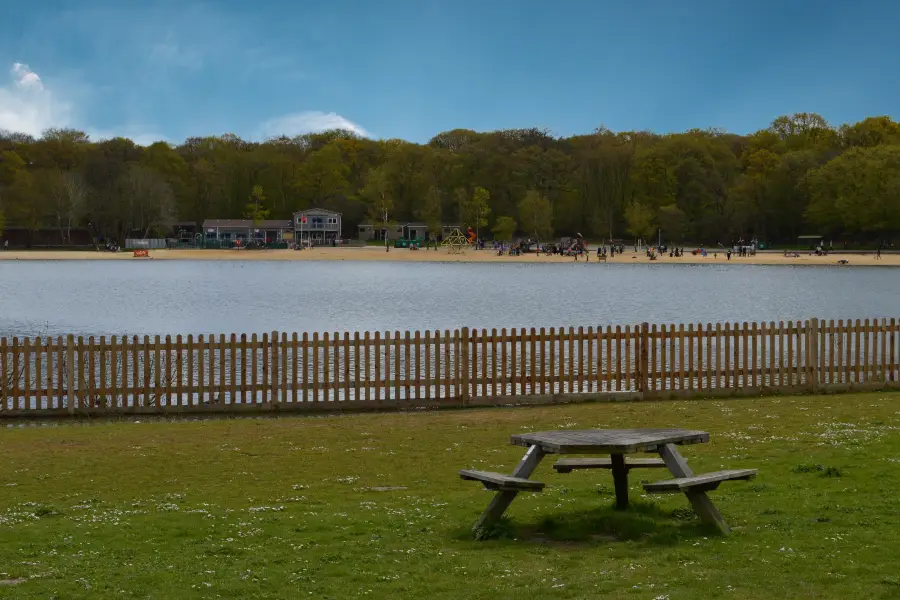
328, 217, 338, 224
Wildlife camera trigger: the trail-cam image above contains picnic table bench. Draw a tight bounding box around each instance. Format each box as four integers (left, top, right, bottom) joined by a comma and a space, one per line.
460, 428, 757, 536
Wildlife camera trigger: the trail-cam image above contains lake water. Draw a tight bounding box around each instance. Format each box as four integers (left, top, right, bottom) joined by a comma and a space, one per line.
0, 260, 897, 339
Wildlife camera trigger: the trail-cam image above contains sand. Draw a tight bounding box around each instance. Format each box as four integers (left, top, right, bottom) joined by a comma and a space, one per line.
0, 247, 896, 266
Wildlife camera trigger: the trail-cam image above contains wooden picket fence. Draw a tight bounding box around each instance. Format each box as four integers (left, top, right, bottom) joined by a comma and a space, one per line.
1, 318, 899, 418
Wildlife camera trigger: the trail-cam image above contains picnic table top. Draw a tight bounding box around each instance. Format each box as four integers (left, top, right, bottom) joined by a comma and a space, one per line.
510, 428, 710, 454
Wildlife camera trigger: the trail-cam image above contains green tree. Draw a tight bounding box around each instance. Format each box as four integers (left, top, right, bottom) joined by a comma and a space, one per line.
244, 184, 270, 224
460, 186, 491, 242
491, 215, 517, 241
518, 190, 553, 240
292, 142, 350, 208
624, 201, 656, 241
656, 204, 687, 242
360, 166, 395, 251
417, 186, 443, 244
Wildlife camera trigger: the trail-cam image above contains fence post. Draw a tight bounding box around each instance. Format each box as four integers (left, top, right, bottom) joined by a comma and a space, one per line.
808, 318, 819, 393
66, 335, 75, 414
639, 323, 649, 396
271, 330, 280, 407
460, 327, 470, 405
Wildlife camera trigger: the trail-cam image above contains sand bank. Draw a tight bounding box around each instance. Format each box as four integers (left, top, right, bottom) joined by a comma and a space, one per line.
0, 247, 896, 266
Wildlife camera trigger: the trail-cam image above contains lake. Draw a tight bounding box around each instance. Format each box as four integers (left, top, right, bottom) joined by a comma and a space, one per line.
0, 260, 897, 339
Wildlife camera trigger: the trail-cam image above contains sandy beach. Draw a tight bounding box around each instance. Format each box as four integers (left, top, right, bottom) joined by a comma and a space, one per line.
0, 246, 897, 266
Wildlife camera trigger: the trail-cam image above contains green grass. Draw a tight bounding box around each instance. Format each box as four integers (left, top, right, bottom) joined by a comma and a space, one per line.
2, 393, 900, 599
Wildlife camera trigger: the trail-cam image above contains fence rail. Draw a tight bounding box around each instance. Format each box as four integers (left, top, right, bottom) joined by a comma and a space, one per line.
1, 318, 898, 418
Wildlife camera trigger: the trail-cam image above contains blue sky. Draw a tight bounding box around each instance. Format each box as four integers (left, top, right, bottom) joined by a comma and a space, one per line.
1, 0, 898, 145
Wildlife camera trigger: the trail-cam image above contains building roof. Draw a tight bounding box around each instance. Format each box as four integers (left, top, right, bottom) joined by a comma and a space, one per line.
294, 208, 342, 216
202, 219, 293, 229
358, 222, 461, 228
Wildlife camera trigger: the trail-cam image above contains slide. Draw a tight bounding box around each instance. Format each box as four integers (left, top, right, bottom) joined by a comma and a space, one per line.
466, 227, 476, 244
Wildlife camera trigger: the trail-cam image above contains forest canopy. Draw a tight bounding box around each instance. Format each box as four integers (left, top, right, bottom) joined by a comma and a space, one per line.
0, 113, 898, 245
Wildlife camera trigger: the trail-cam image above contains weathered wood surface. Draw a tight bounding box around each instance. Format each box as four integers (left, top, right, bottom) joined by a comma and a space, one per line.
656, 443, 734, 534
553, 457, 666, 472
470, 445, 546, 535
3, 318, 899, 416
459, 469, 546, 492
643, 469, 758, 492
511, 428, 710, 454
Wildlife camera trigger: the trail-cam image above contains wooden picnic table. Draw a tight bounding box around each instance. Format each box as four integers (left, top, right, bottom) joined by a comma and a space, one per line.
460, 428, 757, 536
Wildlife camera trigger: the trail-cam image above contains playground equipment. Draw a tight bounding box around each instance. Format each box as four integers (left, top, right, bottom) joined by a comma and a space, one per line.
466, 227, 477, 244
442, 228, 469, 254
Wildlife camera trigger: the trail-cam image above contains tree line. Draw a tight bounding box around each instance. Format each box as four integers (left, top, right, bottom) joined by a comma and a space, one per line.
0, 113, 898, 247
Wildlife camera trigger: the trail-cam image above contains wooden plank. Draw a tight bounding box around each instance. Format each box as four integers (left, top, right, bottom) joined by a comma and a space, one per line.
616, 325, 624, 392
751, 322, 759, 389
512, 328, 521, 396
33, 337, 45, 410
500, 328, 508, 397
659, 324, 668, 392
434, 329, 451, 399
863, 318, 870, 383
879, 318, 887, 385
892, 318, 897, 383
459, 470, 545, 492
625, 325, 632, 392
311, 332, 319, 402
577, 326, 586, 393
826, 320, 835, 385
172, 334, 181, 406
786, 320, 794, 386
86, 335, 97, 407
656, 443, 731, 534
97, 336, 107, 408
470, 445, 547, 532
853, 319, 861, 383
650, 324, 658, 392
677, 323, 684, 390
70, 336, 79, 412
0, 338, 7, 411
547, 327, 556, 395
149, 335, 159, 408
59, 336, 67, 410
585, 326, 593, 393
835, 319, 844, 384
443, 329, 451, 400
352, 331, 361, 403
553, 457, 666, 472
411, 330, 420, 400
603, 325, 611, 392
23, 338, 31, 411
281, 332, 289, 404
643, 469, 758, 492
721, 323, 730, 389
301, 332, 309, 402
394, 331, 402, 402
568, 326, 576, 393
742, 322, 749, 390
538, 327, 553, 394
184, 335, 194, 407
820, 319, 828, 387
530, 327, 537, 395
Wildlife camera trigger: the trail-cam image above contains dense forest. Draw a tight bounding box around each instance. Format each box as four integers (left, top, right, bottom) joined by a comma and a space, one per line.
0, 112, 898, 246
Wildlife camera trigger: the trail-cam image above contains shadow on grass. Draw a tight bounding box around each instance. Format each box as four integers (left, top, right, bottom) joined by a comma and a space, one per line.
458, 501, 719, 546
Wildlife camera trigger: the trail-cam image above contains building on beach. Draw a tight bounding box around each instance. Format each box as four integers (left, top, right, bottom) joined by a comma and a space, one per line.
201, 219, 294, 244
357, 222, 462, 242
293, 208, 342, 245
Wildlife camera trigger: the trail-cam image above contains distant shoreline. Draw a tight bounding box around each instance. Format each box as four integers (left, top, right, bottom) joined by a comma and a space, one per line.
0, 247, 897, 266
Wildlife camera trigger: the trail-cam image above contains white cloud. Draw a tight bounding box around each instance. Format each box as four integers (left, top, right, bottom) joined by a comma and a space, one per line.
259, 111, 371, 139
0, 62, 73, 136
0, 61, 162, 144
12, 62, 43, 90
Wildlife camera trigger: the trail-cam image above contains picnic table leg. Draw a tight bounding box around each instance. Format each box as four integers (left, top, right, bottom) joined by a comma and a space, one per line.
472, 444, 545, 535
610, 453, 629, 509
657, 443, 731, 534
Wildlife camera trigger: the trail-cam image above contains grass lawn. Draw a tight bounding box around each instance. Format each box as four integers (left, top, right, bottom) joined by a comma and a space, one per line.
2, 393, 900, 599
